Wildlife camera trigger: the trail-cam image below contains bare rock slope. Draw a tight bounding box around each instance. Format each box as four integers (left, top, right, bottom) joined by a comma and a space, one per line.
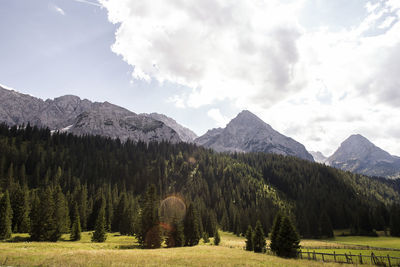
195, 110, 314, 161
0, 86, 182, 143
327, 134, 400, 179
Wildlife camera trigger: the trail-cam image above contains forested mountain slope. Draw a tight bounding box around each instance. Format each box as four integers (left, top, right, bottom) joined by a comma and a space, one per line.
0, 124, 399, 239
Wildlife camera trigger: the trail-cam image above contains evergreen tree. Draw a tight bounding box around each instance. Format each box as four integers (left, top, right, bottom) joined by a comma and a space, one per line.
245, 225, 254, 251
270, 212, 282, 253
253, 220, 266, 253
184, 203, 200, 246
166, 217, 185, 247
29, 187, 59, 241
138, 184, 162, 249
11, 184, 30, 233
213, 229, 220, 246
0, 191, 12, 240
70, 203, 81, 241
92, 196, 106, 242
53, 185, 70, 236
276, 216, 300, 258
319, 211, 334, 238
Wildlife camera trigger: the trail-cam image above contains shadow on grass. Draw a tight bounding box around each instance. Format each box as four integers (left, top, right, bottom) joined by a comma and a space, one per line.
119, 244, 141, 249
6, 236, 30, 242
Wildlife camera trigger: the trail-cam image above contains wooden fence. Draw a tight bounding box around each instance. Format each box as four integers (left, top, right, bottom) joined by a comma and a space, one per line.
297, 250, 400, 266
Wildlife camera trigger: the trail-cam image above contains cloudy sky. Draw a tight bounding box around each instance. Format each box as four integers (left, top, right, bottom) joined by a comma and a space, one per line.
1, 0, 400, 156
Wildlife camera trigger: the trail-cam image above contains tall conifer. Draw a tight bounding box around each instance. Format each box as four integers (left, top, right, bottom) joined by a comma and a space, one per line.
184, 203, 200, 246
70, 203, 81, 241
253, 220, 266, 253
245, 225, 254, 251
0, 191, 12, 240
92, 196, 106, 242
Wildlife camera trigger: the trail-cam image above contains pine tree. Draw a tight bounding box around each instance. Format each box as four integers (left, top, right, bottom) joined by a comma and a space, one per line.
166, 217, 185, 247
0, 191, 12, 240
276, 216, 300, 258
245, 225, 254, 251
319, 211, 334, 238
92, 196, 106, 242
253, 220, 266, 253
11, 184, 30, 233
270, 212, 282, 253
53, 186, 70, 237
184, 203, 200, 246
139, 184, 162, 249
70, 203, 81, 241
213, 229, 220, 246
29, 187, 59, 241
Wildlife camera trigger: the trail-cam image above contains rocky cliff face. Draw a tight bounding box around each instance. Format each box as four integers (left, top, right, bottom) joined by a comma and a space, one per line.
147, 113, 197, 142
195, 110, 314, 161
327, 134, 400, 179
0, 86, 182, 143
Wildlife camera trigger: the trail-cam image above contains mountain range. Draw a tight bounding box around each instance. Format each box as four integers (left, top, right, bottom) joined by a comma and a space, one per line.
0, 85, 195, 143
325, 134, 400, 179
1, 85, 400, 179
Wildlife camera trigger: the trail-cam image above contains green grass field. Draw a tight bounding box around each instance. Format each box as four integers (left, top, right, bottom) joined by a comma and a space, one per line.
1, 231, 400, 266
0, 231, 342, 267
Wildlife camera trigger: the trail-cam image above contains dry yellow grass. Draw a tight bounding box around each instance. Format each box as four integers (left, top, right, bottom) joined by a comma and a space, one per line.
0, 232, 347, 267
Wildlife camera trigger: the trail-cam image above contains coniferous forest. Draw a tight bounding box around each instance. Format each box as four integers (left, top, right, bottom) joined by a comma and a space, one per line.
1, 123, 400, 245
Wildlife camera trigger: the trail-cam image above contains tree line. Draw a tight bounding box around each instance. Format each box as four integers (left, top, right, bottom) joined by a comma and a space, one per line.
0, 123, 400, 244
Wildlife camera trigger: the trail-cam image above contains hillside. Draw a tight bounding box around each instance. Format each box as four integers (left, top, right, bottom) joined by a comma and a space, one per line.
0, 124, 399, 239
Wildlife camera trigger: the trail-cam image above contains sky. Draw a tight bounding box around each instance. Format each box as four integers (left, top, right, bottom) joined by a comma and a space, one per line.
1, 0, 400, 157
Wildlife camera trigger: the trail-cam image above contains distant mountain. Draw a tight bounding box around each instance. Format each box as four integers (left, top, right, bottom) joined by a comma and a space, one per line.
326, 134, 400, 179
147, 113, 197, 142
195, 110, 314, 161
310, 151, 327, 163
0, 85, 185, 143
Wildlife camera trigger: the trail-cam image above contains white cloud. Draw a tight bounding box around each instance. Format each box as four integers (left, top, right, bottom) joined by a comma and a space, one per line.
100, 0, 400, 156
207, 108, 229, 128
53, 5, 65, 16
100, 0, 306, 108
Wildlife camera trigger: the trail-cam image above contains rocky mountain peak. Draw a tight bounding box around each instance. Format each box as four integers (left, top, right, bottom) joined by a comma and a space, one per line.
327, 134, 400, 179
195, 110, 314, 161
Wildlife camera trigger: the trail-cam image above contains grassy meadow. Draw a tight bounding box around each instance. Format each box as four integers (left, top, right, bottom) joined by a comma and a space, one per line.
1, 231, 400, 266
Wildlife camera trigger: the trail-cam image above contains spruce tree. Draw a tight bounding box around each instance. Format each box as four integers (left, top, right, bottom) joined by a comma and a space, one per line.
70, 203, 81, 241
184, 203, 200, 246
253, 220, 266, 253
213, 229, 220, 246
166, 217, 185, 247
245, 225, 254, 251
29, 187, 58, 241
53, 186, 70, 237
139, 184, 162, 249
92, 197, 107, 243
11, 184, 30, 233
276, 216, 300, 258
0, 191, 12, 240
270, 212, 282, 253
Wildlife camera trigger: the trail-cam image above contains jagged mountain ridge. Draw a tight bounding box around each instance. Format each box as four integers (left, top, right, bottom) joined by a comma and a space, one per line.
327, 134, 400, 179
195, 110, 314, 161
146, 113, 197, 142
0, 85, 186, 143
